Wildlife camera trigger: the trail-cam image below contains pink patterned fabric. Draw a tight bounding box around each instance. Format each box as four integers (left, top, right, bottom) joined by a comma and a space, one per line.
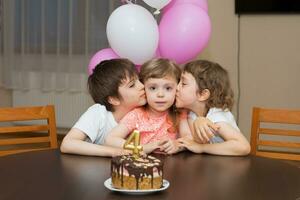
120, 107, 177, 144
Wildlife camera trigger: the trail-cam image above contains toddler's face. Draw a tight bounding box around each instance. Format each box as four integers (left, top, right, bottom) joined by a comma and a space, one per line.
144, 76, 177, 114
176, 72, 199, 109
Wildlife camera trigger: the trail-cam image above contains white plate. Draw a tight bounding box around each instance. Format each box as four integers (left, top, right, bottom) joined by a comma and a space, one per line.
104, 178, 169, 195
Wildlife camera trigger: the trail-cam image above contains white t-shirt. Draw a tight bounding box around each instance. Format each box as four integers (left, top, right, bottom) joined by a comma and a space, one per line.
188, 107, 240, 143
73, 104, 117, 145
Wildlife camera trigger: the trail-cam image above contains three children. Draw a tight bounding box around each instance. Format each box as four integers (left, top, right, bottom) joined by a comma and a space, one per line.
61, 58, 250, 157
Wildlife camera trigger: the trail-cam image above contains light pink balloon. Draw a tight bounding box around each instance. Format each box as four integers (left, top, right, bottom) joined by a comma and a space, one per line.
155, 48, 161, 58
88, 48, 119, 75
136, 64, 142, 72
163, 0, 208, 13
159, 4, 211, 64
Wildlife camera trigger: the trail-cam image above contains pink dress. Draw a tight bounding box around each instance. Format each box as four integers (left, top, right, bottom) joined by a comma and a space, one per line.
120, 107, 177, 144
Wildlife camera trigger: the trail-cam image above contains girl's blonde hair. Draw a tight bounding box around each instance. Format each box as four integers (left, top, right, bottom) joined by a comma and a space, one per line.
139, 58, 181, 132
139, 58, 181, 83
184, 60, 234, 111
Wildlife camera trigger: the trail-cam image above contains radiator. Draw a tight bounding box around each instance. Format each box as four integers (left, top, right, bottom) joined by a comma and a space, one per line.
13, 90, 93, 128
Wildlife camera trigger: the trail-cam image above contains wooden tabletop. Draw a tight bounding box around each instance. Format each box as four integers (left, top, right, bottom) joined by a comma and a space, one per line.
0, 150, 299, 200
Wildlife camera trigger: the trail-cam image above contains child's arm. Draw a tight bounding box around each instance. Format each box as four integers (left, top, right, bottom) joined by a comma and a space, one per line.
105, 125, 163, 154
204, 122, 250, 155
105, 124, 129, 148
144, 140, 168, 154
192, 117, 220, 143
60, 128, 129, 157
160, 139, 182, 154
178, 122, 250, 156
179, 117, 193, 138
161, 118, 192, 155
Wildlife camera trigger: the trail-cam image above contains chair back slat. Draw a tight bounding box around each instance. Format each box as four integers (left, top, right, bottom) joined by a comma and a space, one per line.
256, 151, 300, 161
0, 125, 49, 134
0, 105, 58, 156
259, 128, 300, 137
0, 136, 50, 145
257, 140, 300, 149
251, 107, 300, 161
0, 106, 51, 122
259, 109, 300, 124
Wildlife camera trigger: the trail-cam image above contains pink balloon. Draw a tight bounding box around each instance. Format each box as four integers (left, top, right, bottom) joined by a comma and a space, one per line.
163, 0, 208, 13
159, 4, 211, 64
155, 48, 161, 58
136, 64, 142, 72
88, 48, 119, 75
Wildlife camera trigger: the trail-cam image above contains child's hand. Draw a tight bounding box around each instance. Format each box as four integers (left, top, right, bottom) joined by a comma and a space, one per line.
177, 137, 203, 154
159, 138, 180, 155
193, 117, 220, 143
142, 140, 166, 154
111, 148, 131, 157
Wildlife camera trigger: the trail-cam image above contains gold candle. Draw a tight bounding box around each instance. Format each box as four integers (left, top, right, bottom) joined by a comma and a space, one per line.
123, 129, 143, 158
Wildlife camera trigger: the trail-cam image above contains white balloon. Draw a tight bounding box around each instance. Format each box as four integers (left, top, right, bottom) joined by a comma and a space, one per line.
143, 0, 171, 14
107, 4, 159, 65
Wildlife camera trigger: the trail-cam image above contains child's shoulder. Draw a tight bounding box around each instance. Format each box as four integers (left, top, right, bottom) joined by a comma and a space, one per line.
84, 104, 112, 116
187, 108, 235, 122
207, 108, 239, 131
207, 108, 234, 120
87, 103, 107, 111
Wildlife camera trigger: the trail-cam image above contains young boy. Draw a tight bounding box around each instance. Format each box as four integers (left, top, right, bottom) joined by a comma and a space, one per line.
176, 60, 250, 156
60, 59, 146, 157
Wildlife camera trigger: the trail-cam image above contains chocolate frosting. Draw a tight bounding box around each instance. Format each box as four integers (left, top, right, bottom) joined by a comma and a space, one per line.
111, 154, 164, 189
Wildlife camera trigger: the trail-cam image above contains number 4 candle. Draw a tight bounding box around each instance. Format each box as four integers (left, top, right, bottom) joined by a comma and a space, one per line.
123, 129, 143, 158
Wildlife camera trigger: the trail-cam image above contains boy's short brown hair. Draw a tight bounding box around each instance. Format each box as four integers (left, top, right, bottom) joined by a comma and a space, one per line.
184, 60, 234, 110
88, 58, 137, 111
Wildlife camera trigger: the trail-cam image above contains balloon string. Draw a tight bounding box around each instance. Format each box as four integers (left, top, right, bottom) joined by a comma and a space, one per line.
153, 12, 160, 21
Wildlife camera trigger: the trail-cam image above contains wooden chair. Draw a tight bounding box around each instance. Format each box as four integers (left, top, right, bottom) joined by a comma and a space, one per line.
250, 107, 300, 161
0, 105, 58, 156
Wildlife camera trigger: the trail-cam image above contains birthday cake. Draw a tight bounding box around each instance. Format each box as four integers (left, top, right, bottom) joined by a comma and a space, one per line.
111, 154, 164, 190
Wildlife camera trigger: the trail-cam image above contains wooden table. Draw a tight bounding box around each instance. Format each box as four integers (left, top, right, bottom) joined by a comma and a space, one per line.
0, 150, 299, 200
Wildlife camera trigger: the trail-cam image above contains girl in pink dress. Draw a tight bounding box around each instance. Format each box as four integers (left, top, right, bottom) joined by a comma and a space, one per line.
105, 58, 191, 154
